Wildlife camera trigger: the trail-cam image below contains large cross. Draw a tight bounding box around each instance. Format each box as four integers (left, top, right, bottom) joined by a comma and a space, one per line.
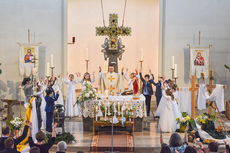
96, 14, 131, 50
96, 14, 131, 72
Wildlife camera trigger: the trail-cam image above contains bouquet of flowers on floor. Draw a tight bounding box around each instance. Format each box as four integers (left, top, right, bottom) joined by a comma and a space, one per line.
77, 81, 97, 104
196, 112, 216, 127
176, 112, 191, 132
7, 117, 24, 131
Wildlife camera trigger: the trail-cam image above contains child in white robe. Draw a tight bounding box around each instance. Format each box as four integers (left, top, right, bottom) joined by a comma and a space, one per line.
52, 75, 64, 106
64, 73, 79, 117
77, 72, 96, 92
34, 79, 48, 130
159, 89, 176, 132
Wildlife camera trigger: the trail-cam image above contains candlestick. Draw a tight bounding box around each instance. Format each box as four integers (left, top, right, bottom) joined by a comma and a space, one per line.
118, 102, 120, 115
140, 48, 143, 61
50, 54, 54, 67
86, 48, 89, 60
104, 105, 107, 121
72, 37, 75, 43
85, 59, 89, 72
172, 56, 175, 69
46, 62, 50, 76
174, 64, 177, 78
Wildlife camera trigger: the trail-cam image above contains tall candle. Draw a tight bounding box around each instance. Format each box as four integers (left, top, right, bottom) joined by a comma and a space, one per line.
46, 62, 50, 76
140, 48, 143, 61
50, 54, 54, 67
172, 56, 175, 69
86, 48, 89, 60
174, 64, 177, 78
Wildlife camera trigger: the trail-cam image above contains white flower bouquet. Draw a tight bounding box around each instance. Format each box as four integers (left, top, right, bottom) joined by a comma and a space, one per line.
77, 81, 97, 103
7, 117, 24, 131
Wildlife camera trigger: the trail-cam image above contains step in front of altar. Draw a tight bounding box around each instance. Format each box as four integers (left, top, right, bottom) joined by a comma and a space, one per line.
91, 132, 134, 152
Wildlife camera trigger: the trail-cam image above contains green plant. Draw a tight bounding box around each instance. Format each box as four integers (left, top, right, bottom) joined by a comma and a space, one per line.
6, 117, 24, 131
45, 132, 76, 144
224, 64, 230, 72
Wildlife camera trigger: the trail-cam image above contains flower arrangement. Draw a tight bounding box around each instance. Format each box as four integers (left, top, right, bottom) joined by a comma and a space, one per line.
77, 81, 97, 103
7, 117, 24, 131
196, 112, 216, 126
176, 112, 191, 132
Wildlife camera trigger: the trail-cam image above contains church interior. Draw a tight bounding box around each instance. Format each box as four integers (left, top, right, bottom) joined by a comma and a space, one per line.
1, 0, 230, 153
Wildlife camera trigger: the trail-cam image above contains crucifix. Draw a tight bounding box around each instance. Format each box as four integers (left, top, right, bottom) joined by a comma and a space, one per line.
96, 14, 131, 73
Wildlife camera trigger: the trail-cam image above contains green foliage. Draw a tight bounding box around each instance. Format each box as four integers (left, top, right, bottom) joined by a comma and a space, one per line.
224, 64, 230, 72
6, 117, 24, 132
45, 132, 76, 144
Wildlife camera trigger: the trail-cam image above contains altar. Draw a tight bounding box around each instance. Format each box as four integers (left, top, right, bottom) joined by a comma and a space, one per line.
81, 95, 146, 132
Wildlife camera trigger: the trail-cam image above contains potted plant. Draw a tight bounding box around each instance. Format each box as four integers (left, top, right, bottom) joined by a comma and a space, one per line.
176, 112, 191, 132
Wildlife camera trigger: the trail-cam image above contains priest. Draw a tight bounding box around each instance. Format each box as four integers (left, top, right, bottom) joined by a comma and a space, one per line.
98, 63, 124, 95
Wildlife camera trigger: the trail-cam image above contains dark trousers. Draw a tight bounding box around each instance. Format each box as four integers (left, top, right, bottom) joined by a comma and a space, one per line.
144, 95, 151, 116
156, 95, 162, 107
46, 112, 53, 132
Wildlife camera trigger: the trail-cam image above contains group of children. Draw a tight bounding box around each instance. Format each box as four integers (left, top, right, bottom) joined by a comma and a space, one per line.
21, 72, 95, 132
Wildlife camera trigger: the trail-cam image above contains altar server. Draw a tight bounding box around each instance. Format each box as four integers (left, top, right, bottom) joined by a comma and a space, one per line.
64, 73, 79, 117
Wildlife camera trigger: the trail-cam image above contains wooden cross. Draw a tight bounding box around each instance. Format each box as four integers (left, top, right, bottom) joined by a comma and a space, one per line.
189, 75, 199, 119
108, 75, 115, 82
96, 14, 131, 50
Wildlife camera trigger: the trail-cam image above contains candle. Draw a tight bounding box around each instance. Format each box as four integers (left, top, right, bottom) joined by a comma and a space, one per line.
46, 62, 50, 76
118, 102, 120, 115
172, 56, 175, 69
121, 106, 124, 118
108, 102, 111, 115
50, 54, 54, 67
104, 105, 107, 121
140, 48, 143, 61
86, 48, 89, 60
72, 37, 75, 43
174, 64, 177, 78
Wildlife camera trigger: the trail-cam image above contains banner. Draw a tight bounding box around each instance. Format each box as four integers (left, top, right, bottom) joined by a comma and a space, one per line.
18, 43, 41, 77
190, 46, 209, 79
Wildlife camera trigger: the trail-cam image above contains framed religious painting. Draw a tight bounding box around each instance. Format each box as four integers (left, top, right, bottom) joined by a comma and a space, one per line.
190, 46, 210, 79
17, 43, 41, 77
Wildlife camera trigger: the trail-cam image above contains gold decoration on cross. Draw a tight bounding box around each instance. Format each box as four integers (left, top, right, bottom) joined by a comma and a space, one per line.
109, 85, 115, 93
96, 14, 131, 50
107, 75, 115, 82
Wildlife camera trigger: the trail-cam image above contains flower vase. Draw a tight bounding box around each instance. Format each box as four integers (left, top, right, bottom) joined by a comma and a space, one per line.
179, 124, 186, 133
14, 130, 19, 139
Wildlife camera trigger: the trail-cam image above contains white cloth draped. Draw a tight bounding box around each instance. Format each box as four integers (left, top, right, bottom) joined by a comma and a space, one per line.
178, 87, 191, 116
198, 84, 225, 112
31, 98, 38, 142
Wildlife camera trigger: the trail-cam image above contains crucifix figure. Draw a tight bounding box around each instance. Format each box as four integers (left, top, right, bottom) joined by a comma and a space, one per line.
96, 13, 131, 73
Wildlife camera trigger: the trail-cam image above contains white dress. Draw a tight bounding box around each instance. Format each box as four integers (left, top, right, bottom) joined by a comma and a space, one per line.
64, 78, 79, 117
34, 85, 47, 130
172, 91, 181, 119
159, 95, 176, 133
155, 90, 167, 117
53, 78, 64, 106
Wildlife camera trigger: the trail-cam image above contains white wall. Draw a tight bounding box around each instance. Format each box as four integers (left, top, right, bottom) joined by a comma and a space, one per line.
68, 0, 159, 89
0, 0, 66, 99
162, 0, 230, 99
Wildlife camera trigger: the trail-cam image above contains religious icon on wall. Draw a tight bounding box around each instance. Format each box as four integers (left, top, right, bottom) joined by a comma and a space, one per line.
18, 43, 41, 77
24, 47, 35, 63
190, 47, 209, 79
194, 51, 205, 66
